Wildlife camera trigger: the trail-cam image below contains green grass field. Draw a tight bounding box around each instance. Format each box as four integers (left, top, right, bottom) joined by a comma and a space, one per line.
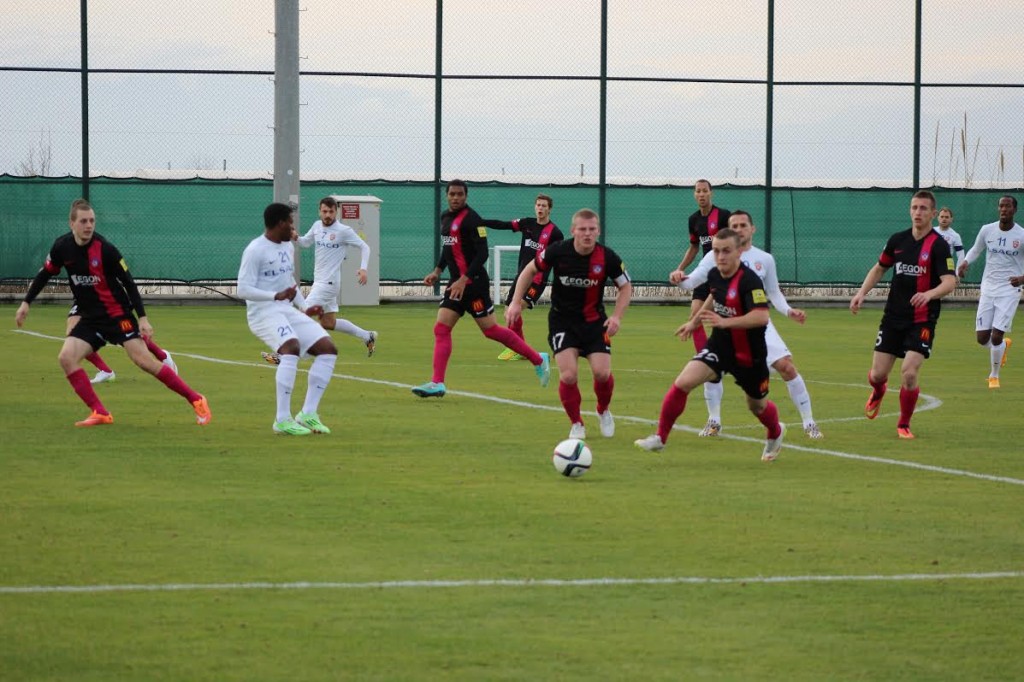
2, 302, 1022, 681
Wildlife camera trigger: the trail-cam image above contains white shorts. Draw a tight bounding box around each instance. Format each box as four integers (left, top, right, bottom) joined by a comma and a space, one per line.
765, 320, 791, 367
975, 292, 1020, 333
304, 282, 341, 314
249, 305, 330, 354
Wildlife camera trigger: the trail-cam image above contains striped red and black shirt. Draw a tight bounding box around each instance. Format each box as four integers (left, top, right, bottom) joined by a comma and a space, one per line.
688, 205, 731, 256
24, 231, 145, 322
706, 263, 769, 368
878, 228, 954, 325
436, 205, 489, 282
480, 216, 564, 287
536, 240, 629, 323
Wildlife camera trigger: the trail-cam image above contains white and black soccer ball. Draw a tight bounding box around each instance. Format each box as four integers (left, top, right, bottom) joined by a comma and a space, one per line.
552, 438, 592, 478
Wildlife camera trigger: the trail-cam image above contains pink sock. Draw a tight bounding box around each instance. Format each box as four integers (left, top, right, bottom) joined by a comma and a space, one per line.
594, 374, 614, 413
145, 337, 167, 362
558, 381, 582, 424
483, 325, 541, 364
898, 387, 920, 427
155, 365, 201, 403
692, 325, 708, 352
432, 322, 453, 383
658, 384, 689, 443
756, 400, 782, 440
85, 353, 112, 373
66, 369, 107, 414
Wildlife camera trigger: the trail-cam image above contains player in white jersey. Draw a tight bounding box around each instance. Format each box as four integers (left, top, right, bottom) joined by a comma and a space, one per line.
294, 196, 378, 356
238, 203, 338, 435
677, 210, 823, 439
956, 195, 1024, 388
934, 207, 966, 272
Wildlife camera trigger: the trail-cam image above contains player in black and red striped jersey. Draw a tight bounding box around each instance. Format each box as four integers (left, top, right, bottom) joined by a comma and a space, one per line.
412, 180, 550, 398
15, 199, 210, 427
506, 208, 632, 440
669, 179, 732, 436
636, 227, 786, 462
481, 194, 564, 361
850, 190, 956, 439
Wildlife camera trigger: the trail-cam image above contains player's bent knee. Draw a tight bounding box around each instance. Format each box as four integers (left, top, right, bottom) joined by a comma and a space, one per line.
58, 353, 79, 373
308, 338, 337, 356
773, 361, 797, 380
747, 397, 768, 415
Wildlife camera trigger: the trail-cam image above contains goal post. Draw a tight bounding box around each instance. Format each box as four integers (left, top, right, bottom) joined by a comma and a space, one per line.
491, 245, 520, 305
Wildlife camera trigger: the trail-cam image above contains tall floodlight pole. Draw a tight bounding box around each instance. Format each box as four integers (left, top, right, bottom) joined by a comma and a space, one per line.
274, 0, 301, 280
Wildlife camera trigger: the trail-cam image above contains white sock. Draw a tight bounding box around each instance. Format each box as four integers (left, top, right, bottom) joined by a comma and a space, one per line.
703, 381, 723, 423
334, 318, 368, 340
276, 354, 299, 422
990, 341, 1005, 378
302, 354, 337, 414
785, 374, 815, 426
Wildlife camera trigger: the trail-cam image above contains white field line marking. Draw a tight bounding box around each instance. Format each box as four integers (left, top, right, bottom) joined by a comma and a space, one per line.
2, 571, 1022, 595
12, 330, 1024, 487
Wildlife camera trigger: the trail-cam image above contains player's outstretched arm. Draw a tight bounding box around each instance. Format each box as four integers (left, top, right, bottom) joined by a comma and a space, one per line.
677, 243, 698, 272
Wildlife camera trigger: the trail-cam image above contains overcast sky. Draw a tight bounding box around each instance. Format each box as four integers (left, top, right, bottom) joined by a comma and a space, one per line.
3, 1, 1023, 186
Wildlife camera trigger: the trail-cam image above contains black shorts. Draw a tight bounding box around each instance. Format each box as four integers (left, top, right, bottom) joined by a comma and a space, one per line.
875, 318, 936, 359
693, 337, 770, 399
692, 283, 711, 302
439, 278, 494, 319
503, 281, 545, 308
68, 304, 80, 318
69, 315, 142, 351
548, 314, 611, 357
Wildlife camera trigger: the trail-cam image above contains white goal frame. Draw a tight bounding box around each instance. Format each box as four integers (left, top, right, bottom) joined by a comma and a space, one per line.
491, 245, 520, 304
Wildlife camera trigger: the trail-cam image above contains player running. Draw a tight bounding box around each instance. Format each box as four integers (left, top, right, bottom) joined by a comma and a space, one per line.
412, 179, 550, 398
676, 211, 823, 439
850, 190, 956, 439
956, 195, 1024, 388
636, 228, 785, 461
15, 199, 210, 427
506, 208, 631, 439
668, 179, 732, 436
239, 203, 339, 435
481, 194, 564, 361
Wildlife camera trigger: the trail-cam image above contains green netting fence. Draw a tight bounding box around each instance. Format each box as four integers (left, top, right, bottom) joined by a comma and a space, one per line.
0, 175, 1012, 287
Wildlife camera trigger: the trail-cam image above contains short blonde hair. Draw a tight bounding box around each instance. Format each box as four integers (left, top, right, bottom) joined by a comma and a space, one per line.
69, 199, 92, 221
571, 208, 600, 226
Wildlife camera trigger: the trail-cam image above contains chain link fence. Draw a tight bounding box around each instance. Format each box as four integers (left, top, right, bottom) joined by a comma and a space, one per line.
2, 1, 1023, 289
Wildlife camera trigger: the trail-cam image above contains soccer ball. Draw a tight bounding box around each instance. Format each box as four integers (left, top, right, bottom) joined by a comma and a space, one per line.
552, 438, 592, 478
